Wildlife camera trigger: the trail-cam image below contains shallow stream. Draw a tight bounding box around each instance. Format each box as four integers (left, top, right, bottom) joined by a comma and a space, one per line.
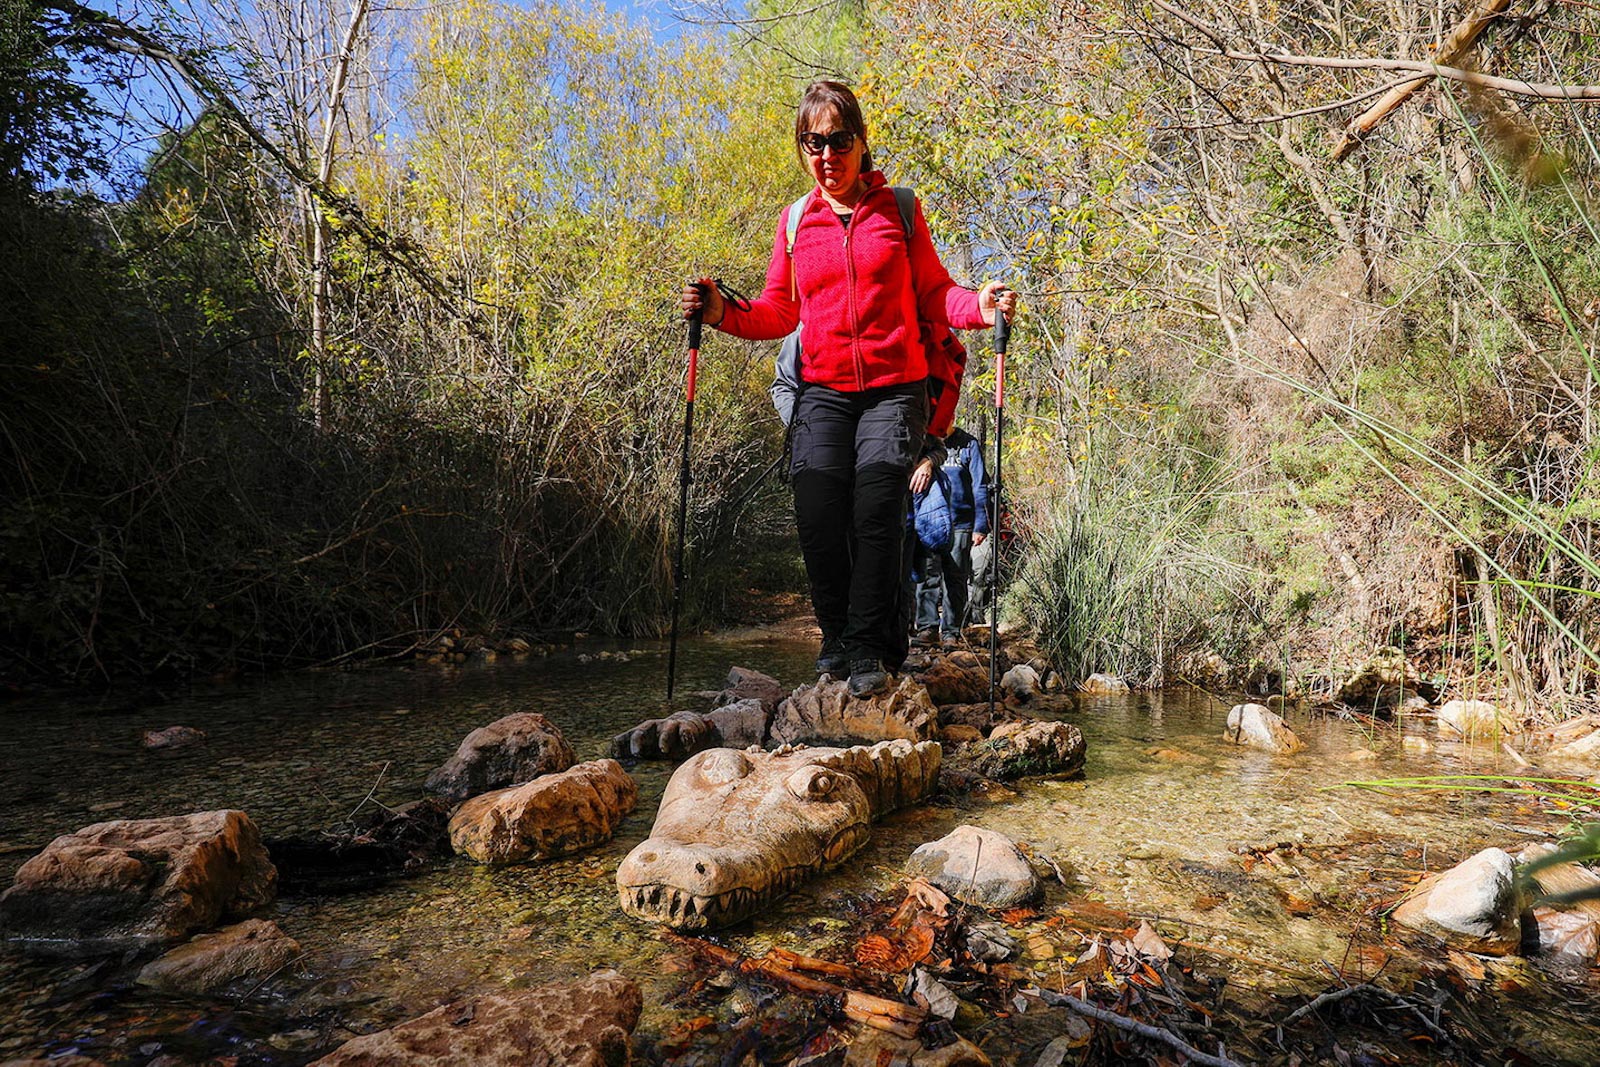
1, 636, 1596, 1064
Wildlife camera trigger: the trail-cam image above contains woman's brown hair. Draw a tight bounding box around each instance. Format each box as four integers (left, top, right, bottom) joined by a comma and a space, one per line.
795, 80, 873, 172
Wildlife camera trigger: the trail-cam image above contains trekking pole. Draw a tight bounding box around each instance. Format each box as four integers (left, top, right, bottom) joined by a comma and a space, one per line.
987, 297, 1010, 720
666, 290, 705, 701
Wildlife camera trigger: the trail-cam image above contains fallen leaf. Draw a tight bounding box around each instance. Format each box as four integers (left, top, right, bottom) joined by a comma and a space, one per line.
1283, 895, 1315, 917
909, 966, 960, 1019
1130, 920, 1174, 962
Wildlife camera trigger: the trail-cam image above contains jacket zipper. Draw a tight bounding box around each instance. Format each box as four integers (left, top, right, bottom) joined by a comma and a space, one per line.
842, 211, 865, 390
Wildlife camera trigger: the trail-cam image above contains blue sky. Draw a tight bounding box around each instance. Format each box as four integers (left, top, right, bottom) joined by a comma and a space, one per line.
75, 0, 715, 190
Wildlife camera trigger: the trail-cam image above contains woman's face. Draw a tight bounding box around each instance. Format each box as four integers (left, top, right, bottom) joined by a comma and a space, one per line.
801, 110, 865, 198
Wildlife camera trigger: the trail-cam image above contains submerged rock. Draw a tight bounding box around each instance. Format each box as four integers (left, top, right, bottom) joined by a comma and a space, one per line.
1436, 699, 1507, 740
1224, 704, 1305, 754
610, 710, 719, 761
846, 1027, 991, 1065
0, 810, 277, 957
966, 720, 1086, 781
268, 798, 452, 895
308, 969, 642, 1067
965, 921, 1022, 962
1391, 847, 1523, 955
770, 677, 939, 745
905, 825, 1040, 909
1080, 673, 1129, 694
142, 726, 206, 750
449, 759, 637, 866
424, 712, 576, 802
137, 918, 301, 996
1519, 842, 1600, 968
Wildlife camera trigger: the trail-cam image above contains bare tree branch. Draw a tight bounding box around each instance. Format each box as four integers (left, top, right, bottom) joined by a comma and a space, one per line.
40, 0, 483, 332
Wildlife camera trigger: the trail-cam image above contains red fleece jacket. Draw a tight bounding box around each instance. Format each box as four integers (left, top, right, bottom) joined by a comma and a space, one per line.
717, 171, 986, 392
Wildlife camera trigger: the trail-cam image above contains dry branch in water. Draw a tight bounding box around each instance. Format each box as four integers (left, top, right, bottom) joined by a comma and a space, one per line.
665, 934, 928, 1039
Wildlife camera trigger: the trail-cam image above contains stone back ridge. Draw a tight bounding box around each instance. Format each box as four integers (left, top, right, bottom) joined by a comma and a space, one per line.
770, 675, 940, 745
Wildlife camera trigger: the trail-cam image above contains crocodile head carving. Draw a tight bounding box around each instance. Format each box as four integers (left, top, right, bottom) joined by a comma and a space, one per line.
617, 740, 940, 930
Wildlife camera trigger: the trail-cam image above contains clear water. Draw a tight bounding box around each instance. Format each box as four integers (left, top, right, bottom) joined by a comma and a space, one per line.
1, 638, 1595, 1064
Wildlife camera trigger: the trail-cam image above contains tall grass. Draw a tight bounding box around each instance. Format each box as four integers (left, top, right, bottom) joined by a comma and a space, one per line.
1013, 422, 1250, 687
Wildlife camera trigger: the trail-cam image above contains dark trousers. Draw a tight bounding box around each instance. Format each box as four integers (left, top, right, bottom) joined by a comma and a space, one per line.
915, 527, 974, 635
790, 381, 925, 666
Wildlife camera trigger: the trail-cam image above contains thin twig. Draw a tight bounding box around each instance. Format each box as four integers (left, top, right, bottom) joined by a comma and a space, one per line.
1035, 987, 1244, 1066
345, 761, 394, 822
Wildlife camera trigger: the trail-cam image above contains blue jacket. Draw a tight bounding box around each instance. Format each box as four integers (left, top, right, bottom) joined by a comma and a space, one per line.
939, 427, 989, 533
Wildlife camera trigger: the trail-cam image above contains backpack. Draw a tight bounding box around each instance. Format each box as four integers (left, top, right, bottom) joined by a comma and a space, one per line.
783, 187, 968, 439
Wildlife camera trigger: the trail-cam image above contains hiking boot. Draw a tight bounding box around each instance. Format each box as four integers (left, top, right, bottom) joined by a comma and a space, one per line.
847, 659, 890, 699
940, 631, 962, 650
816, 640, 848, 678
911, 627, 938, 648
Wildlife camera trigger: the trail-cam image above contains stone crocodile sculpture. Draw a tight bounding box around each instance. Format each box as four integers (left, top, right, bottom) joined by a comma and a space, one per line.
617, 740, 941, 931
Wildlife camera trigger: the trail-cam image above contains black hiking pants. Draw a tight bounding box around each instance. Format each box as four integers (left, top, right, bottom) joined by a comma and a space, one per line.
790, 380, 926, 668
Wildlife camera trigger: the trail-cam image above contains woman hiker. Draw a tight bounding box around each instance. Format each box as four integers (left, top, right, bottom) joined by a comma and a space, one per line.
681, 80, 1014, 698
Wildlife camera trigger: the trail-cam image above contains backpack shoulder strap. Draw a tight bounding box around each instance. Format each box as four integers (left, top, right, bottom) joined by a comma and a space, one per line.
784, 192, 811, 256
891, 186, 915, 243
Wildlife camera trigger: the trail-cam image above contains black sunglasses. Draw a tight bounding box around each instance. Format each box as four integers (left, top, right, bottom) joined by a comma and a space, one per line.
798, 130, 857, 156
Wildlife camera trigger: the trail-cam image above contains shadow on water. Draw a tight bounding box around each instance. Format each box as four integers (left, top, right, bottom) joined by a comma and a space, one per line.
1, 639, 1597, 1063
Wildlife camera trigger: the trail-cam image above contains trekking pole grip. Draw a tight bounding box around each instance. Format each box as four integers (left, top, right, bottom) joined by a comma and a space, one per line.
688, 283, 706, 350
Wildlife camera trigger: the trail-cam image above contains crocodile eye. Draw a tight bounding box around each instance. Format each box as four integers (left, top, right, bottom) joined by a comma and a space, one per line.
786, 766, 837, 801
697, 749, 753, 785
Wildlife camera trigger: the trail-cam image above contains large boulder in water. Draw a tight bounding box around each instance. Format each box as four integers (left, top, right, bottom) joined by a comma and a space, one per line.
308, 969, 642, 1067
1391, 847, 1524, 955
1080, 673, 1129, 694
424, 712, 575, 801
137, 918, 301, 996
0, 810, 277, 957
1224, 703, 1305, 754
448, 760, 637, 866
770, 676, 939, 745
